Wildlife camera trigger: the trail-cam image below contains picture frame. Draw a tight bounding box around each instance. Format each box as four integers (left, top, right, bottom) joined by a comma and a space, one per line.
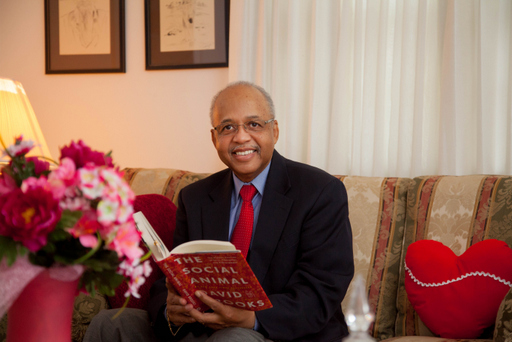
44, 0, 126, 74
145, 0, 229, 70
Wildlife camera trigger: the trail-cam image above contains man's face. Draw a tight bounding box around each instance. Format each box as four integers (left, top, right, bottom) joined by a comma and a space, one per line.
211, 85, 279, 183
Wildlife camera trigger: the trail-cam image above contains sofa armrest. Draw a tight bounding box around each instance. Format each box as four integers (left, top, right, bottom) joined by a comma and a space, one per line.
494, 287, 512, 342
71, 292, 110, 342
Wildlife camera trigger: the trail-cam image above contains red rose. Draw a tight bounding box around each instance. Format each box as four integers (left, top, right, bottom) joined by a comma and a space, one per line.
0, 188, 62, 251
60, 140, 113, 168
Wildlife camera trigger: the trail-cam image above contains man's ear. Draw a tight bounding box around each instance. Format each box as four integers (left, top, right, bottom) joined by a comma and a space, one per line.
211, 129, 217, 147
272, 120, 279, 144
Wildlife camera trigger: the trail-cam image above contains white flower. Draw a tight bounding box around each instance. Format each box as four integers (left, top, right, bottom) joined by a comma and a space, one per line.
121, 260, 152, 298
97, 198, 119, 224
5, 139, 34, 157
117, 204, 134, 224
79, 167, 104, 199
101, 168, 124, 187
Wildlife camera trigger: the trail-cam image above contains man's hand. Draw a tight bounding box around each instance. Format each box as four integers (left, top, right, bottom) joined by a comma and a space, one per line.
165, 278, 197, 326
188, 291, 256, 331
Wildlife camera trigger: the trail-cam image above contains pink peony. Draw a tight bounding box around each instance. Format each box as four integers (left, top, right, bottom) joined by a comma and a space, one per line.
22, 176, 68, 201
0, 173, 17, 196
26, 157, 50, 176
21, 177, 48, 192
60, 140, 113, 168
49, 157, 77, 187
0, 187, 62, 251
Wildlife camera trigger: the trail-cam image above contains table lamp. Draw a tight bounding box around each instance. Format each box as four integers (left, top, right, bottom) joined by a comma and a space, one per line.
0, 77, 52, 162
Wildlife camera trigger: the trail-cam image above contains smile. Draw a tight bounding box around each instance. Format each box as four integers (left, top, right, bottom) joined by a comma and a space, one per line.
234, 150, 255, 156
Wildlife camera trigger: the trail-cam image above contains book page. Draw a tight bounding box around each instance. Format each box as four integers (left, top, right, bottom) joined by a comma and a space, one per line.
171, 240, 237, 254
133, 211, 170, 260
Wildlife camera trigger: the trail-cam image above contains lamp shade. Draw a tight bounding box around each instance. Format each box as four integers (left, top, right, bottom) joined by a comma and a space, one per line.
0, 78, 52, 161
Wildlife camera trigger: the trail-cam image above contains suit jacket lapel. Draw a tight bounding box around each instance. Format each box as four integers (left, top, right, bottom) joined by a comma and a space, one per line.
202, 170, 232, 241
250, 151, 293, 283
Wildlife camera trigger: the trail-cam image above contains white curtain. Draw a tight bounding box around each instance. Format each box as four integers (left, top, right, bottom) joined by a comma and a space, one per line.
228, 0, 512, 177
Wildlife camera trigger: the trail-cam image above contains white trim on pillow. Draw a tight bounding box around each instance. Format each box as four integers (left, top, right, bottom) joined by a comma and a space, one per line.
404, 262, 512, 288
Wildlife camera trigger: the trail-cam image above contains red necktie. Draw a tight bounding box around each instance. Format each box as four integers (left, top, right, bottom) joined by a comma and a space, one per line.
231, 184, 257, 258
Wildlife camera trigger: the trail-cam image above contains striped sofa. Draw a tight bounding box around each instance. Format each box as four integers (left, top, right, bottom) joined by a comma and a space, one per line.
22, 169, 511, 342
122, 169, 512, 341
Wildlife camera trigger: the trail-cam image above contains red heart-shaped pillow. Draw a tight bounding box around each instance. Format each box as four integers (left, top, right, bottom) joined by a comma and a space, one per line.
405, 239, 512, 339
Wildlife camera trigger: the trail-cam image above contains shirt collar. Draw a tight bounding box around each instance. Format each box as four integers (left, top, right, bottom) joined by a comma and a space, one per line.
232, 161, 271, 197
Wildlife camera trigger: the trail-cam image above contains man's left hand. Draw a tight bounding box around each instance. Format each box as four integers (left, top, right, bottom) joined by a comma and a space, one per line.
188, 291, 256, 331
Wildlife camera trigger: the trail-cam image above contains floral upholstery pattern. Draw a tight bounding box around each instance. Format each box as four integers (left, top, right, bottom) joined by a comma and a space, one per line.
494, 287, 512, 342
339, 176, 412, 340
123, 168, 210, 207
395, 175, 512, 338
71, 293, 109, 342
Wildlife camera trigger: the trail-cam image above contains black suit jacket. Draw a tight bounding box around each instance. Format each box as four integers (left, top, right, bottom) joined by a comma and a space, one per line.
148, 151, 354, 342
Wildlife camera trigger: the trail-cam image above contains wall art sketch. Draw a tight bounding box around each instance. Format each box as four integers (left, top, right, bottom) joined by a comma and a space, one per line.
59, 0, 111, 55
45, 0, 125, 74
159, 0, 215, 52
145, 0, 229, 70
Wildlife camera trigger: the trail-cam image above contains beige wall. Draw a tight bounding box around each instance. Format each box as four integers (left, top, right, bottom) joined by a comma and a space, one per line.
0, 0, 228, 173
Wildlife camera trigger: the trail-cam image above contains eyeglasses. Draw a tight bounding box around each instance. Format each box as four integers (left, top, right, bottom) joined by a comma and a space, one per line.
213, 119, 275, 136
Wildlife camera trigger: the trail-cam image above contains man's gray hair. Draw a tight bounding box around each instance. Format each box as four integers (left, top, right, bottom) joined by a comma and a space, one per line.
209, 81, 275, 126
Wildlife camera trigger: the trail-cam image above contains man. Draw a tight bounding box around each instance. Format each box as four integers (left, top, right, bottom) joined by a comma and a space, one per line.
149, 81, 354, 342
85, 81, 353, 342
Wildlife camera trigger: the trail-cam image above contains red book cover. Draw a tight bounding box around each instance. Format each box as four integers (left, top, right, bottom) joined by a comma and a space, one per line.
158, 251, 272, 312
133, 211, 272, 313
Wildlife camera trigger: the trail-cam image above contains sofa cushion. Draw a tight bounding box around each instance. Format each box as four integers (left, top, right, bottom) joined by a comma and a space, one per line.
123, 168, 210, 207
396, 175, 512, 337
338, 176, 411, 340
404, 239, 512, 338
71, 292, 109, 342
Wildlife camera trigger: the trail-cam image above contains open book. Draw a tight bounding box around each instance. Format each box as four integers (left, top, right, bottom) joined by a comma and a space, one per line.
133, 211, 272, 312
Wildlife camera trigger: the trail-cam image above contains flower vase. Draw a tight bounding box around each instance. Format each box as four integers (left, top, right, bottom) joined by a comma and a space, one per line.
7, 269, 79, 342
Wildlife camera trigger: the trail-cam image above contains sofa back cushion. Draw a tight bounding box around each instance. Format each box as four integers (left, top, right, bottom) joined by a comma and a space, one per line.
338, 176, 411, 340
395, 175, 512, 337
123, 168, 210, 207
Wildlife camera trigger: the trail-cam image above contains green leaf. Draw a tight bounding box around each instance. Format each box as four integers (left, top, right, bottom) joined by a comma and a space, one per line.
78, 255, 126, 297
0, 237, 27, 266
48, 228, 71, 242
57, 210, 82, 229
41, 241, 56, 254
9, 156, 36, 185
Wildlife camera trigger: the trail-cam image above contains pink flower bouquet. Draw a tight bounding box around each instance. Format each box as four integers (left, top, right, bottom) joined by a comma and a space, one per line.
0, 136, 151, 315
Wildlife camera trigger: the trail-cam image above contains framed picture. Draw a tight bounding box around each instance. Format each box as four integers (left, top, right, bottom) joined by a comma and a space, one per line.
145, 0, 229, 70
45, 0, 125, 74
